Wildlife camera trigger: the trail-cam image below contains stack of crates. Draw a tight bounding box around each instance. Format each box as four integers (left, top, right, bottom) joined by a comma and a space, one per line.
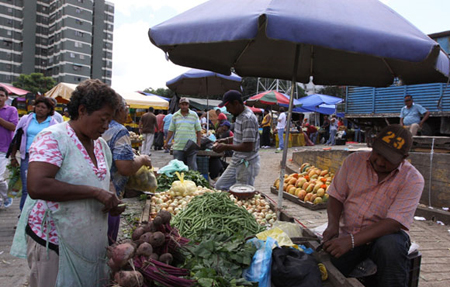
196, 156, 209, 180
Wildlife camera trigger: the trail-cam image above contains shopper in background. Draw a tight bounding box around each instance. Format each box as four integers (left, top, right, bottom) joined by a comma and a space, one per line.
164, 98, 202, 170
102, 95, 152, 245
275, 107, 286, 153
213, 90, 260, 190
10, 97, 58, 211
139, 107, 157, 156
163, 112, 173, 153
0, 86, 18, 208
260, 108, 272, 148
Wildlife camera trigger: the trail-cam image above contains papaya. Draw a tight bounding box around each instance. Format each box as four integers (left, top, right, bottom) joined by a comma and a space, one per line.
314, 197, 323, 205
296, 177, 307, 188
317, 188, 325, 197
320, 170, 329, 176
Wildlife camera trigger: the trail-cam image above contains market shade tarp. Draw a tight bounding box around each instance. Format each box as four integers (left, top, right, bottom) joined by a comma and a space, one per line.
166, 68, 242, 96
185, 97, 222, 111
0, 83, 30, 95
119, 91, 169, 110
45, 82, 77, 103
139, 91, 170, 101
149, 0, 449, 87
285, 94, 344, 115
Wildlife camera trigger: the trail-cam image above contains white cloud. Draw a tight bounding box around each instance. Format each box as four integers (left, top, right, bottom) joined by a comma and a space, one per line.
109, 0, 207, 91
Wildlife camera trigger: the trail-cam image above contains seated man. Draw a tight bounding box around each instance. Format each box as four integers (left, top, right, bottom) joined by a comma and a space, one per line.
400, 95, 430, 136
323, 124, 424, 287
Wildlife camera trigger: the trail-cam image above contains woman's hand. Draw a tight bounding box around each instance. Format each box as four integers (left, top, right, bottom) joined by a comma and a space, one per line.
109, 202, 126, 216
139, 155, 152, 168
10, 157, 19, 167
94, 188, 121, 213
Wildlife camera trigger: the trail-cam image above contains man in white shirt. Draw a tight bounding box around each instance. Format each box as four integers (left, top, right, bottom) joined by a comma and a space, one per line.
275, 107, 286, 153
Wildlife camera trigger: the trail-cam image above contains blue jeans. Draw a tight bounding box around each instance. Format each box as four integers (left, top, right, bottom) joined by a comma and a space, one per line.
20, 153, 30, 211
326, 129, 337, 145
354, 128, 361, 142
215, 156, 260, 191
331, 231, 411, 287
277, 129, 284, 149
310, 132, 318, 144
173, 149, 198, 171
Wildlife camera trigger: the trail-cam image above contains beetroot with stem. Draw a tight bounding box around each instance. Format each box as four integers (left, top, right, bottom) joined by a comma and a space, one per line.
152, 216, 163, 228
139, 232, 153, 245
159, 253, 173, 265
107, 242, 136, 268
132, 226, 146, 241
149, 232, 165, 248
114, 270, 144, 287
158, 210, 172, 224
136, 242, 153, 257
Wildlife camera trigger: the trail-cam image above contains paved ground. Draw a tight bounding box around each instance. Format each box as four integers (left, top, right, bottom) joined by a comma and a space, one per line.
1, 144, 450, 286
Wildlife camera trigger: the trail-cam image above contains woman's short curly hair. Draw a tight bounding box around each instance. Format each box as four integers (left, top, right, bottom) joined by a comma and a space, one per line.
34, 97, 55, 116
67, 79, 119, 120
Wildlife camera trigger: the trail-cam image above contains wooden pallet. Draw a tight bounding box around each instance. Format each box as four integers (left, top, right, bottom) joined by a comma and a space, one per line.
270, 186, 328, 210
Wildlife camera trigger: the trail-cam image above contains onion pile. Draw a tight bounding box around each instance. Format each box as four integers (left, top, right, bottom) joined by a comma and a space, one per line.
151, 187, 277, 227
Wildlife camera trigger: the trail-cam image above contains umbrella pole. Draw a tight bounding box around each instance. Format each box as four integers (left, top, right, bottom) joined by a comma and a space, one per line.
277, 45, 300, 219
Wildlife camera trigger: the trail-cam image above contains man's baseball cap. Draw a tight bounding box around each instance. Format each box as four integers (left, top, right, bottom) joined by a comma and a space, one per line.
372, 124, 412, 165
179, 97, 189, 104
218, 90, 242, 107
220, 121, 231, 128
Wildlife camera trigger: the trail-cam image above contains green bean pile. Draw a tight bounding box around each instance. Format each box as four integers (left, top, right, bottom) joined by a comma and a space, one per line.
171, 192, 265, 241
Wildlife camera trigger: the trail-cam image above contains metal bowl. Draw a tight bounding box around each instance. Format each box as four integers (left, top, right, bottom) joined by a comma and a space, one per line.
229, 184, 256, 199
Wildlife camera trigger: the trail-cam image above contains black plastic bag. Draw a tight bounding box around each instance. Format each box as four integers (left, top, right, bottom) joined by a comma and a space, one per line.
183, 139, 200, 153
200, 137, 214, 150
271, 247, 322, 287
6, 127, 23, 158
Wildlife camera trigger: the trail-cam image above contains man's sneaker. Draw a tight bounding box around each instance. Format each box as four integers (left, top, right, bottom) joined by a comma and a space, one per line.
3, 197, 13, 208
275, 148, 282, 153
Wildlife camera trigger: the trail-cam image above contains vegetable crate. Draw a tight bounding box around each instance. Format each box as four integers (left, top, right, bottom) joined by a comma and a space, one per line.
270, 186, 327, 210
196, 156, 209, 180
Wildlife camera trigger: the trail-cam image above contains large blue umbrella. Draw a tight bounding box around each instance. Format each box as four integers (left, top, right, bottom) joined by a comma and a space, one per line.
167, 68, 242, 133
148, 0, 450, 212
166, 68, 242, 96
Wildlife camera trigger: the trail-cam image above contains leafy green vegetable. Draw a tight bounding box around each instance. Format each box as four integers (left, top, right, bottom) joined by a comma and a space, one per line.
157, 170, 210, 192
181, 234, 257, 287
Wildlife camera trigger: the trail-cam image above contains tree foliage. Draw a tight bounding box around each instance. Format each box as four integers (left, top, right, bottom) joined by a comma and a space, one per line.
143, 87, 175, 98
316, 86, 346, 99
12, 73, 56, 94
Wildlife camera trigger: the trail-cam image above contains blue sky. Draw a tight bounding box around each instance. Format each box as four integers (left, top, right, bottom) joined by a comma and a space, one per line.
108, 0, 450, 92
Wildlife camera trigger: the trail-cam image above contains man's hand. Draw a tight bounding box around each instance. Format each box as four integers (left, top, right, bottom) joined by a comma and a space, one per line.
323, 224, 339, 242
323, 235, 353, 258
212, 142, 227, 153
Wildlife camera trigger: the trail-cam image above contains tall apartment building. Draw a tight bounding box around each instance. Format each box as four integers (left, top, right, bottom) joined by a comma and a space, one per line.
0, 0, 114, 86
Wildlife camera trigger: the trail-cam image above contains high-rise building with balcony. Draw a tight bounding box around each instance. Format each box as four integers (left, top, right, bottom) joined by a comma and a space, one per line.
0, 0, 114, 85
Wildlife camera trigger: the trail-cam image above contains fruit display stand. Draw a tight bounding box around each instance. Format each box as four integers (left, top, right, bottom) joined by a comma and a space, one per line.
270, 186, 327, 210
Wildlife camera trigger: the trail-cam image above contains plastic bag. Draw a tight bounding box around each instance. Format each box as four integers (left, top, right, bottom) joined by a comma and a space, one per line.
183, 139, 200, 153
272, 221, 303, 238
243, 237, 277, 287
158, 159, 189, 177
271, 247, 322, 287
126, 166, 157, 192
257, 227, 297, 249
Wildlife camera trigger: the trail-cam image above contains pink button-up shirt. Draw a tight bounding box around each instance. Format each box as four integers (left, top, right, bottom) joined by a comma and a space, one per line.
328, 152, 424, 235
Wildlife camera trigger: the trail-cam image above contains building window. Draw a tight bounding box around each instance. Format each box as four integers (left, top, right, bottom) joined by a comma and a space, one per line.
75, 31, 84, 37
7, 31, 11, 36
3, 40, 12, 47
8, 8, 12, 13
77, 0, 84, 3
80, 54, 85, 60
70, 53, 75, 58
76, 8, 81, 14
7, 19, 12, 25
73, 65, 82, 71
74, 42, 82, 48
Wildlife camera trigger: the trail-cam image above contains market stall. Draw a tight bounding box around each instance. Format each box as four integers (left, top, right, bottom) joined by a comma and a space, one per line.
108, 159, 373, 287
